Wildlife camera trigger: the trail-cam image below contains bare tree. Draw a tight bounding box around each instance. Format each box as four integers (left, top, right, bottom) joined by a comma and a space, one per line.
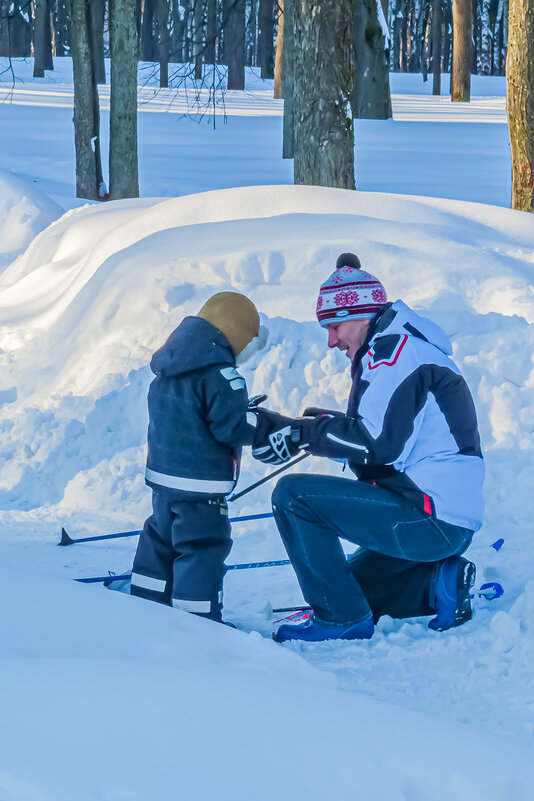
33, 0, 54, 77
507, 0, 534, 211
353, 0, 392, 119
281, 0, 294, 157
224, 0, 245, 88
109, 0, 139, 199
274, 0, 284, 97
293, 0, 355, 189
451, 0, 471, 100
432, 0, 441, 93
90, 0, 106, 83
258, 0, 274, 77
67, 0, 105, 200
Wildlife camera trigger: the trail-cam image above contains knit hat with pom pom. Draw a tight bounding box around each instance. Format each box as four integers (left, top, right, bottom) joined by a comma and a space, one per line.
316, 253, 387, 327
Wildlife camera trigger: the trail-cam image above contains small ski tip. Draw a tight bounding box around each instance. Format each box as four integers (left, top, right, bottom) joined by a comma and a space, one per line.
58, 527, 74, 546
491, 538, 505, 551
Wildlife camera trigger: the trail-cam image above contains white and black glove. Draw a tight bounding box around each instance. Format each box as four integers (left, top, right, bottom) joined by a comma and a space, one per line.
252, 408, 302, 465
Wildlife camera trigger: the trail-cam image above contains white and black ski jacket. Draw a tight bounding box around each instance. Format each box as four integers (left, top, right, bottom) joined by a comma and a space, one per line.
300, 301, 485, 531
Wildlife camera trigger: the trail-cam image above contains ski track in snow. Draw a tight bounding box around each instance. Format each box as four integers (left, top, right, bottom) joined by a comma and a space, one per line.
0, 66, 533, 798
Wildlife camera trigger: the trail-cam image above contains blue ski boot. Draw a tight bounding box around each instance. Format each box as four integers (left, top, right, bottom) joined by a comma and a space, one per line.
273, 614, 374, 643
428, 556, 476, 631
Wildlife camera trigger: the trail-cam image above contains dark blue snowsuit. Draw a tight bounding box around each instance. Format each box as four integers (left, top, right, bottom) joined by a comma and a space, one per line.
131, 316, 256, 621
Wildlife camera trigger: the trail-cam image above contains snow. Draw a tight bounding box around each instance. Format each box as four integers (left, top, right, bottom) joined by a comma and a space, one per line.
0, 61, 533, 798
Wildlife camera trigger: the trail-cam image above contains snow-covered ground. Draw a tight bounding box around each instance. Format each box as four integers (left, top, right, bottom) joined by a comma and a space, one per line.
0, 62, 533, 799
0, 59, 510, 208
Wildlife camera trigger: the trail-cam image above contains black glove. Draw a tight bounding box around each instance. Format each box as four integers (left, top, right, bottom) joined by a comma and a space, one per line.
252, 408, 302, 465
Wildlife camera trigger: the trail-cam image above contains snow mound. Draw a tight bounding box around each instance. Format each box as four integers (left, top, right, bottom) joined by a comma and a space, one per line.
0, 170, 64, 273
0, 185, 533, 790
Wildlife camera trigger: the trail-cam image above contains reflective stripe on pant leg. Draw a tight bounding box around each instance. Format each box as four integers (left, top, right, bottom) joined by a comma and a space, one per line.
172, 598, 212, 613
131, 572, 168, 593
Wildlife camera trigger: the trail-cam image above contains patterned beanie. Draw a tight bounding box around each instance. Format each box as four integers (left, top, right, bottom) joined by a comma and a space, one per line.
316, 253, 387, 327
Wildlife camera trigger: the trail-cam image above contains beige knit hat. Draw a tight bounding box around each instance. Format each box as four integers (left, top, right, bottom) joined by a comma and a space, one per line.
197, 292, 260, 356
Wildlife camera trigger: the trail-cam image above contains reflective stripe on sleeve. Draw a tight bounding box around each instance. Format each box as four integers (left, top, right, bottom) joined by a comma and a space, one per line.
145, 468, 234, 494
326, 433, 368, 452
131, 572, 167, 593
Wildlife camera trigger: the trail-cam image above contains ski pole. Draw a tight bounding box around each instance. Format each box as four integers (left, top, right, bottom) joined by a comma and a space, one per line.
75, 558, 292, 584
59, 512, 275, 546
227, 452, 310, 502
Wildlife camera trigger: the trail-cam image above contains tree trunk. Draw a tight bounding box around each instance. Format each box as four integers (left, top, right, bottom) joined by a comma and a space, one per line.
109, 0, 139, 199
507, 0, 534, 211
282, 0, 294, 157
432, 0, 441, 92
293, 0, 355, 189
141, 0, 156, 60
54, 0, 70, 57
224, 0, 245, 89
0, 0, 32, 56
194, 0, 204, 79
477, 0, 491, 73
258, 0, 274, 77
67, 0, 105, 200
493, 0, 504, 73
157, 0, 169, 86
33, 0, 54, 76
89, 0, 106, 83
353, 0, 392, 119
451, 0, 471, 100
273, 0, 284, 97
205, 0, 217, 62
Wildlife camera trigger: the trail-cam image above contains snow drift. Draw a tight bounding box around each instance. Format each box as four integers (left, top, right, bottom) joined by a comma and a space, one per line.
0, 181, 533, 799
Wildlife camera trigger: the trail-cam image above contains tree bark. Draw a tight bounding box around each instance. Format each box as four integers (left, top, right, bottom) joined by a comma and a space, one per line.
89, 0, 106, 83
432, 0, 441, 92
0, 0, 32, 56
477, 0, 491, 73
141, 0, 156, 60
282, 0, 294, 157
258, 0, 274, 77
451, 0, 471, 100
293, 0, 355, 189
273, 0, 284, 97
194, 0, 204, 79
507, 0, 534, 211
353, 0, 392, 119
157, 0, 169, 86
205, 0, 217, 62
33, 0, 54, 76
67, 0, 105, 200
224, 0, 245, 89
109, 0, 139, 199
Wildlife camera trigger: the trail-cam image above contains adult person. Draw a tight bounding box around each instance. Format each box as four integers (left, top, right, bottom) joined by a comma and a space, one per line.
252, 253, 484, 643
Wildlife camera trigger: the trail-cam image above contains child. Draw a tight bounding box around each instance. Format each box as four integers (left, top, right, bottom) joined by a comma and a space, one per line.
131, 292, 260, 623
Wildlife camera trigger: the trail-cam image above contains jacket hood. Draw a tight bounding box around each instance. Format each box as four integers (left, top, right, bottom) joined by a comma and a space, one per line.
372, 300, 452, 356
150, 316, 236, 377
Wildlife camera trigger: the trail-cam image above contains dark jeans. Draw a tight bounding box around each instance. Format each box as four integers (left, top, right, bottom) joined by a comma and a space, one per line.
272, 474, 473, 625
131, 488, 231, 621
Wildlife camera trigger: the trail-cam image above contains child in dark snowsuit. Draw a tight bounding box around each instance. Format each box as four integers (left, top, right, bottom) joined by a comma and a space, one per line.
131, 292, 260, 623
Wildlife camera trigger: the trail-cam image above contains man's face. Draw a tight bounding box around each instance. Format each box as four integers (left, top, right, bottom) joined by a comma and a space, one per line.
327, 319, 371, 361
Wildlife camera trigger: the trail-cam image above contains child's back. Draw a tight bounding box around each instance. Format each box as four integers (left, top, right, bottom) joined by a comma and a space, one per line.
131, 293, 260, 622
